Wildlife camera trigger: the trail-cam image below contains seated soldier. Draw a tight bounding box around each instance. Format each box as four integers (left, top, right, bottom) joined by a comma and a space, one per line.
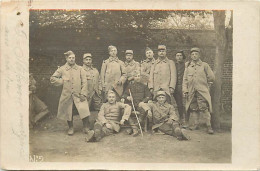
85, 90, 132, 142
29, 73, 50, 129
121, 70, 152, 136
140, 90, 190, 140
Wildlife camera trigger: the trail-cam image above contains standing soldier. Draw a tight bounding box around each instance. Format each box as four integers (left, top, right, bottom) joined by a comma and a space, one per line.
100, 45, 127, 101
149, 45, 179, 116
140, 47, 155, 85
124, 50, 141, 82
174, 50, 187, 125
183, 47, 215, 134
50, 50, 91, 136
82, 53, 102, 111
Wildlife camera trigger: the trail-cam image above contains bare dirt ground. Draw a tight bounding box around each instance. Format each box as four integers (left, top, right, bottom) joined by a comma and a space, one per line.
30, 112, 231, 163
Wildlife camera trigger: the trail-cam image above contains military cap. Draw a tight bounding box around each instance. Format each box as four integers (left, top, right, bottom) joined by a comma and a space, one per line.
64, 50, 75, 57
107, 90, 116, 96
190, 47, 201, 53
125, 50, 133, 54
158, 45, 166, 50
155, 90, 166, 98
145, 47, 153, 52
108, 45, 117, 52
83, 53, 92, 59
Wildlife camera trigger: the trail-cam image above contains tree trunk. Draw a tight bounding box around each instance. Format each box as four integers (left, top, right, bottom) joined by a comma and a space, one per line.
211, 11, 227, 130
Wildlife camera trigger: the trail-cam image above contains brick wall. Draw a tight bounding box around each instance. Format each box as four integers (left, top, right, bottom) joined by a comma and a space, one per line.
30, 28, 232, 115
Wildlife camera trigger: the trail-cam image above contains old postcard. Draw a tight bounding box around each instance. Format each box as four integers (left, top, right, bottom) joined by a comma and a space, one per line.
0, 0, 259, 170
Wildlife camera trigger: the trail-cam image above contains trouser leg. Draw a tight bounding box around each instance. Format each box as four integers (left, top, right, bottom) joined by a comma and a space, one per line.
158, 121, 189, 140
188, 92, 200, 129
166, 93, 180, 118
92, 92, 102, 111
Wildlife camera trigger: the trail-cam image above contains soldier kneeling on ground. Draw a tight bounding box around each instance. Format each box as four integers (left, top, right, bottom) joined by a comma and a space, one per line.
139, 90, 190, 141
85, 90, 132, 142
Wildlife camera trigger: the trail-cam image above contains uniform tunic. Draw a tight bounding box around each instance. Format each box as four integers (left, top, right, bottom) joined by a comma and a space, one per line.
149, 57, 177, 95
50, 63, 90, 121
82, 65, 101, 99
100, 57, 127, 93
182, 59, 215, 112
96, 102, 131, 132
140, 58, 155, 85
140, 102, 179, 130
124, 60, 141, 81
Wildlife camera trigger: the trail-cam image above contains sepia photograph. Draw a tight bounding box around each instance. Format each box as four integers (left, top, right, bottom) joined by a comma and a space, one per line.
28, 9, 233, 163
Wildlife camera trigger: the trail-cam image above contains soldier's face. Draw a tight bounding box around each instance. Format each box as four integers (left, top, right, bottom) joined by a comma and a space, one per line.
66, 55, 75, 65
83, 57, 92, 66
107, 93, 116, 104
176, 53, 184, 62
157, 95, 166, 105
109, 48, 117, 57
191, 52, 200, 61
146, 51, 154, 59
134, 73, 141, 82
125, 54, 133, 62
158, 49, 166, 58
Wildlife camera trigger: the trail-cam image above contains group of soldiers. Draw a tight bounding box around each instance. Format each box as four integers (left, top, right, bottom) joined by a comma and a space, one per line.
48, 44, 215, 142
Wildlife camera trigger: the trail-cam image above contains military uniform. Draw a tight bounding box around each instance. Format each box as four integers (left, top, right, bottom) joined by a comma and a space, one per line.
140, 91, 189, 140
50, 63, 90, 121
82, 53, 102, 111
122, 81, 152, 133
100, 56, 127, 98
148, 45, 179, 116
92, 102, 132, 141
124, 60, 141, 81
140, 58, 155, 85
50, 51, 91, 136
183, 48, 215, 133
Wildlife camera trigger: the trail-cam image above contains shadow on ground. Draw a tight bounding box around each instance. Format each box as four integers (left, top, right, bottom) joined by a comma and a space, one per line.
29, 112, 231, 163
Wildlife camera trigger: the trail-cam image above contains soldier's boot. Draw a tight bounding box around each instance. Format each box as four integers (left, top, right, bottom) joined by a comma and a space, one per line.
132, 128, 139, 137
200, 110, 214, 134
82, 117, 90, 134
94, 123, 102, 142
67, 120, 74, 136
125, 128, 133, 135
189, 111, 199, 130
85, 130, 95, 142
174, 127, 190, 141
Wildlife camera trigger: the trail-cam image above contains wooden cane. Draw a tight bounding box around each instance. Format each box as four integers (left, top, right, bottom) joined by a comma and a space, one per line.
129, 89, 144, 137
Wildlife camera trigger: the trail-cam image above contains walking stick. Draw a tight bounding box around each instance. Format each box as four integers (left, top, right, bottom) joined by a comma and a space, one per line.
129, 89, 144, 137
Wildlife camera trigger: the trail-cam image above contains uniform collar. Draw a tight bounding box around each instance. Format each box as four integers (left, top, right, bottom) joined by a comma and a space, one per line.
143, 58, 155, 64
65, 63, 78, 71
156, 101, 168, 107
190, 59, 202, 66
156, 57, 169, 64
82, 65, 93, 71
108, 56, 119, 62
125, 60, 136, 66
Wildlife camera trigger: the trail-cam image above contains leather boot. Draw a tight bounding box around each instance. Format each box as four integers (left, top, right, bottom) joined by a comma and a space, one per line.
82, 117, 90, 134
67, 120, 74, 136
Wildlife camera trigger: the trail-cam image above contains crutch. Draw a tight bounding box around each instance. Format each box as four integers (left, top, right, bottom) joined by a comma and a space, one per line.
129, 89, 144, 137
